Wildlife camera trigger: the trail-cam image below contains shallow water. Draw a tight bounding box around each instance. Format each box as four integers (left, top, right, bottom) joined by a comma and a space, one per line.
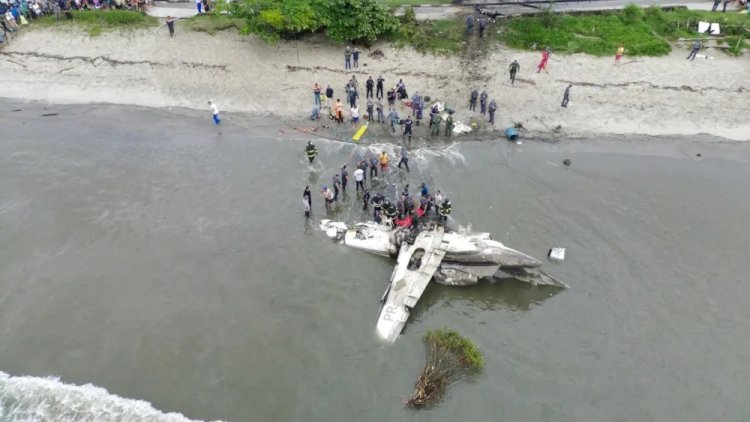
1, 100, 749, 422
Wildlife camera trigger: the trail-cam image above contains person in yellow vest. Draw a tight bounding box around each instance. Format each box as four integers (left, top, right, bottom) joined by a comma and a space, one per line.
379, 151, 389, 174
615, 44, 624, 65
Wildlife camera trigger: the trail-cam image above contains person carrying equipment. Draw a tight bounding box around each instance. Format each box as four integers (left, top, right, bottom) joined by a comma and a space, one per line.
305, 141, 318, 164
438, 198, 452, 222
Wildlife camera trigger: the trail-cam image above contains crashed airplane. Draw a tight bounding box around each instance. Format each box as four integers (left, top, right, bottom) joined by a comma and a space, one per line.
320, 220, 568, 344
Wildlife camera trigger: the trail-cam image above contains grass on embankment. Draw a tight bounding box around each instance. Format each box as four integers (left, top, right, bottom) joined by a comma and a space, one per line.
377, 0, 453, 6
35, 10, 158, 36
182, 13, 245, 35
499, 5, 750, 56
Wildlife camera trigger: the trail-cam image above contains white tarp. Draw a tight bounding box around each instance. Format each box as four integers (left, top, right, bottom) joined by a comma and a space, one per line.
698, 21, 721, 35
453, 122, 472, 134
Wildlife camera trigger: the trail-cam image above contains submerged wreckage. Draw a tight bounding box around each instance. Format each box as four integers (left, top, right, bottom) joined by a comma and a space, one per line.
320, 220, 568, 344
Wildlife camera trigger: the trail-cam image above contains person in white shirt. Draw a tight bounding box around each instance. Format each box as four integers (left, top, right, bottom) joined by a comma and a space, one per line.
350, 106, 359, 124
195, 0, 202, 13
353, 167, 365, 192
208, 101, 220, 125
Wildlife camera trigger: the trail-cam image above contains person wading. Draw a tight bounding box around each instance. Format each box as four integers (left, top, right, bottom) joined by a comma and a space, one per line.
305, 141, 318, 164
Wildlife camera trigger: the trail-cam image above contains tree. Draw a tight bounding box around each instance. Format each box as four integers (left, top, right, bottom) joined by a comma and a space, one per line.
219, 0, 397, 44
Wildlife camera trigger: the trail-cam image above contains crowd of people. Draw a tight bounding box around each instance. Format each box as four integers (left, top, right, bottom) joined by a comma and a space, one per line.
0, 0, 153, 45
302, 141, 452, 227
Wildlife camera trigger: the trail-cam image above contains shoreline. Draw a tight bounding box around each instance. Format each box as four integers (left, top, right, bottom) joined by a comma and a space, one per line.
2, 26, 749, 141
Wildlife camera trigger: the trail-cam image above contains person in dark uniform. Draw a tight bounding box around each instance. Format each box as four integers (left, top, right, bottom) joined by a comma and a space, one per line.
438, 198, 452, 222
303, 185, 312, 217
376, 75, 385, 99
340, 165, 349, 192
398, 147, 410, 173
362, 190, 371, 211
366, 76, 374, 99
402, 116, 413, 144
469, 89, 478, 111
488, 100, 497, 125
305, 141, 318, 164
479, 90, 488, 115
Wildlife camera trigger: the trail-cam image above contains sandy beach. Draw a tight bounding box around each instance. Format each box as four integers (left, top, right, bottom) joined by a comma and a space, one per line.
2, 26, 749, 140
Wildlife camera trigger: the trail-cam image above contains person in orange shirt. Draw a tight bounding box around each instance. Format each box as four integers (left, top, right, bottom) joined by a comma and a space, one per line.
334, 99, 343, 123
379, 151, 389, 174
615, 45, 624, 65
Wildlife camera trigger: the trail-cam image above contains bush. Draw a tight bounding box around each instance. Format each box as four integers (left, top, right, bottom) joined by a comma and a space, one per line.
221, 0, 397, 43
620, 4, 644, 25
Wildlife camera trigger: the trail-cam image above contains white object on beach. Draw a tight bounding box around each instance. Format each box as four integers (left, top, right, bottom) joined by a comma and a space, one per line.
698, 21, 721, 35
453, 121, 473, 134
695, 54, 714, 60
548, 247, 566, 261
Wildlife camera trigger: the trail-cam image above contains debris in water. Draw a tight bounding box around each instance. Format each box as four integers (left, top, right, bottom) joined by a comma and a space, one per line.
696, 153, 702, 157
12, 109, 22, 112
548, 247, 566, 262
41, 113, 58, 117
563, 159, 572, 167
406, 329, 483, 408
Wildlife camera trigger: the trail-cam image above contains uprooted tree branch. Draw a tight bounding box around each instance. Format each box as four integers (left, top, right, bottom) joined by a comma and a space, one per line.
406, 329, 484, 408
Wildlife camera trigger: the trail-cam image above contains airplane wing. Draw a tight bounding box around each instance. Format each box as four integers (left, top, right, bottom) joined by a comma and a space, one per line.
375, 226, 446, 343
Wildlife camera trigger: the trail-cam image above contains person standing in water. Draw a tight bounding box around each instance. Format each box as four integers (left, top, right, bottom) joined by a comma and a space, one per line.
303, 185, 312, 218
305, 141, 318, 164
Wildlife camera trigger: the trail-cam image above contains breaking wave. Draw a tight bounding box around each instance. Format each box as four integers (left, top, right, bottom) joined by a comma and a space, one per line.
315, 139, 467, 170
0, 371, 216, 422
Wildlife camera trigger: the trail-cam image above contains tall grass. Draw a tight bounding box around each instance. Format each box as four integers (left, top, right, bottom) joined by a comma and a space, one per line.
499, 5, 749, 56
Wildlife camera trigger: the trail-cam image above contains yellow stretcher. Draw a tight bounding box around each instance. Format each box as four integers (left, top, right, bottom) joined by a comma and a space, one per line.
352, 123, 368, 142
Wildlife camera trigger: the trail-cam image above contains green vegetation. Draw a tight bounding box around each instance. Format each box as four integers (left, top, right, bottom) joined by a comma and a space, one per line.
499, 5, 750, 56
35, 10, 158, 35
183, 13, 246, 34
407, 329, 483, 408
377, 0, 453, 6
218, 0, 398, 43
394, 8, 465, 55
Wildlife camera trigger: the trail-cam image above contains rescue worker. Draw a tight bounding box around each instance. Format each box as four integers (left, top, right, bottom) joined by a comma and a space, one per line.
366, 76, 374, 99
398, 147, 410, 173
428, 104, 439, 128
376, 75, 385, 99
445, 114, 454, 137
488, 100, 497, 125
479, 17, 486, 38
431, 113, 441, 136
388, 109, 400, 133
303, 185, 312, 217
383, 199, 398, 224
340, 165, 349, 192
366, 99, 374, 122
362, 189, 371, 211
379, 151, 389, 174
387, 88, 396, 107
509, 60, 520, 85
348, 87, 358, 109
369, 153, 379, 178
479, 90, 488, 115
466, 15, 474, 34
371, 192, 384, 222
376, 100, 385, 123
403, 116, 414, 144
344, 47, 352, 70
357, 159, 368, 183
434, 190, 444, 208
305, 141, 318, 164
420, 182, 429, 197
332, 173, 341, 201
438, 198, 452, 222
469, 89, 478, 111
